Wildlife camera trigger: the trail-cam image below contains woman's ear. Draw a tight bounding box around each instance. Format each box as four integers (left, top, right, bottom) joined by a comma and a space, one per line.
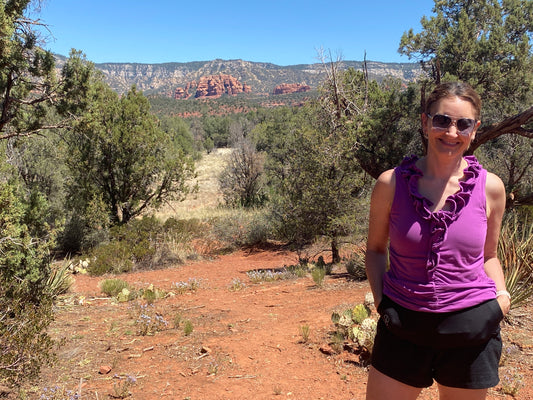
471, 120, 481, 139
421, 113, 429, 138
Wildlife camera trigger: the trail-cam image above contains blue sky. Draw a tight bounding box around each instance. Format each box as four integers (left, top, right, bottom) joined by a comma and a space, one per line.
33, 0, 435, 65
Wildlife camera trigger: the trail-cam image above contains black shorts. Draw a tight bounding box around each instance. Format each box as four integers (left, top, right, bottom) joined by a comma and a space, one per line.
371, 295, 503, 389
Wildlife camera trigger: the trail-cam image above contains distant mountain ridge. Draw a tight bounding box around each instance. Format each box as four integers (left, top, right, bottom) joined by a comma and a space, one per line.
54, 56, 422, 97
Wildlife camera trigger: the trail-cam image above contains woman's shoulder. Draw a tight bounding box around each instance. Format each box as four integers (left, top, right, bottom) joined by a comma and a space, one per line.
374, 168, 396, 192
485, 172, 505, 200
371, 169, 396, 205
485, 171, 506, 217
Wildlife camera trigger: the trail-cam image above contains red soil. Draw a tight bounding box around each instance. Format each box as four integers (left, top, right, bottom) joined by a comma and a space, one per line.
32, 248, 533, 399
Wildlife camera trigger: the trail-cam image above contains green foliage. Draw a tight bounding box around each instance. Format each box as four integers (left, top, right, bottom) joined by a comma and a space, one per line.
0, 1, 58, 140
219, 139, 267, 208
0, 180, 56, 387
88, 240, 135, 276
398, 0, 533, 206
86, 216, 206, 276
0, 295, 55, 387
331, 301, 376, 360
498, 212, 533, 309
311, 266, 326, 287
260, 101, 369, 261
99, 279, 132, 297
400, 0, 533, 117
59, 53, 196, 228
46, 260, 74, 299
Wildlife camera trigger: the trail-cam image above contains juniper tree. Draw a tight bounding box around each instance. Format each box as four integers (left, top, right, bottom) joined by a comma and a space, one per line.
399, 0, 533, 206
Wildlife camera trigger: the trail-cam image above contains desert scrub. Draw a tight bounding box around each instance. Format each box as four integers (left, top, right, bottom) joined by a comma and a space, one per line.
139, 284, 166, 303
183, 319, 194, 336
38, 385, 80, 400
499, 367, 524, 396
99, 279, 132, 297
246, 268, 296, 283
299, 325, 311, 343
87, 216, 203, 276
131, 303, 169, 336
47, 259, 75, 298
311, 266, 326, 287
331, 296, 376, 363
207, 207, 272, 250
112, 375, 137, 399
172, 278, 201, 294
498, 212, 533, 309
228, 278, 246, 291
344, 246, 367, 280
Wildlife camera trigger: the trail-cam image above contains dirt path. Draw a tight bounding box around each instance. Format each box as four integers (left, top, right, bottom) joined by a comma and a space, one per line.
33, 249, 533, 400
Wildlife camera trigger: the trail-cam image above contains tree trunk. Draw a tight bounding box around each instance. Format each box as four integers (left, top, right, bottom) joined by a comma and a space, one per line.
331, 234, 341, 264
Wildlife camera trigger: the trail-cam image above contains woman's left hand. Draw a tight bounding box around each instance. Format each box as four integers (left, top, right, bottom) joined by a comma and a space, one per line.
497, 295, 511, 317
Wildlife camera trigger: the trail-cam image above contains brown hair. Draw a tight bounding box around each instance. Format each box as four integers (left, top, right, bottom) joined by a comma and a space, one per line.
424, 82, 482, 120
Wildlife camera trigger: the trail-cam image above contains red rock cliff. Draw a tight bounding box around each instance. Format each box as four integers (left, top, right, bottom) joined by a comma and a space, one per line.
273, 83, 311, 95
173, 75, 251, 99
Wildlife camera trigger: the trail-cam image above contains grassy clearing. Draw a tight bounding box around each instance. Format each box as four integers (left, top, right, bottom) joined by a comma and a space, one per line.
154, 148, 233, 221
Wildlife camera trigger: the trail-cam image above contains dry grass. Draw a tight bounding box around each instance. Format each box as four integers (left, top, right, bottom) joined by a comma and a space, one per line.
154, 148, 233, 221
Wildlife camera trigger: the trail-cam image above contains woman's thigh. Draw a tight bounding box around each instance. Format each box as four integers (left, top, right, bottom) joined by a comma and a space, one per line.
437, 383, 488, 400
366, 367, 422, 400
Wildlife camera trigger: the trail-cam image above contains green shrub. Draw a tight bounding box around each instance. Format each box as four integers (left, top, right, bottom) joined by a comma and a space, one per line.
183, 320, 194, 336
99, 279, 131, 297
87, 216, 205, 275
46, 260, 74, 299
208, 208, 272, 250
0, 182, 56, 387
331, 298, 376, 362
311, 267, 326, 287
89, 241, 134, 275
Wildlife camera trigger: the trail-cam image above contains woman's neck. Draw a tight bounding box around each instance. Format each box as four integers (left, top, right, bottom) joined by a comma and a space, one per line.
419, 154, 466, 180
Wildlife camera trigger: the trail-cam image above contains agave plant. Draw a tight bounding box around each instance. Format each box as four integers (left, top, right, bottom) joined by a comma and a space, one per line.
46, 259, 74, 299
498, 213, 533, 309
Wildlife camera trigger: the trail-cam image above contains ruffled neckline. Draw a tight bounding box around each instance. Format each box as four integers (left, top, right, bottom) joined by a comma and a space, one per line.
398, 155, 482, 270
398, 154, 482, 224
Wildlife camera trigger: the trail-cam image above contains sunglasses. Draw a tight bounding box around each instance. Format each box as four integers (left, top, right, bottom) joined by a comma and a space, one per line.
426, 113, 477, 136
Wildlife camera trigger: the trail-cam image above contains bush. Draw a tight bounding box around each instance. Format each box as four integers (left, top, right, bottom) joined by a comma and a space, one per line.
87, 216, 207, 276
208, 208, 272, 250
0, 182, 56, 387
99, 279, 132, 297
344, 246, 367, 280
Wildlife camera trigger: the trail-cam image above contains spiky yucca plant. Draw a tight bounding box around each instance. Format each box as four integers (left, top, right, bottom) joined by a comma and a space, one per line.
498, 213, 533, 309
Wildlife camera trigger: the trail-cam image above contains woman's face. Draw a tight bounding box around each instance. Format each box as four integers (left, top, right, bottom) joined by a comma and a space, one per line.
422, 96, 481, 157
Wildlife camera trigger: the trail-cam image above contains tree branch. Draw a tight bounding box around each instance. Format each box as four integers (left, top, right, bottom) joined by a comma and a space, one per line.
470, 106, 533, 152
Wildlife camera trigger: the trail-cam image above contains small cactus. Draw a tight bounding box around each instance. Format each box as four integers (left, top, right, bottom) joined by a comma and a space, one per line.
352, 303, 371, 324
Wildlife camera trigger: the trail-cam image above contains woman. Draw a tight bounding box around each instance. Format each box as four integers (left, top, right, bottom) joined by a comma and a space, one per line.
365, 82, 510, 400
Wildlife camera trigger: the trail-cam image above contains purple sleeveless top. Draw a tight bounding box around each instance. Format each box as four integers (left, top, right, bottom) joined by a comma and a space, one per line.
383, 155, 497, 312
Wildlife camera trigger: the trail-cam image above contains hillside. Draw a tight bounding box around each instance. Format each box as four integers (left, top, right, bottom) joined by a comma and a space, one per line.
54, 56, 421, 96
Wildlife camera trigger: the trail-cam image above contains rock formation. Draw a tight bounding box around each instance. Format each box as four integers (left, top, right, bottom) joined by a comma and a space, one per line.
273, 83, 311, 95
173, 74, 252, 99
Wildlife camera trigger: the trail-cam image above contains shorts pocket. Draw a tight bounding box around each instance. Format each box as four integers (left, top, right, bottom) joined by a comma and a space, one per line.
435, 299, 504, 348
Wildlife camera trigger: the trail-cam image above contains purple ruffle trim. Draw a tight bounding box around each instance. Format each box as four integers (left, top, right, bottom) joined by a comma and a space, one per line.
398, 155, 481, 271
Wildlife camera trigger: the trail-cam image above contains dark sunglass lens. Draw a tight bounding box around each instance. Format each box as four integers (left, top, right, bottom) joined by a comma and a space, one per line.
457, 118, 474, 132
432, 114, 451, 128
